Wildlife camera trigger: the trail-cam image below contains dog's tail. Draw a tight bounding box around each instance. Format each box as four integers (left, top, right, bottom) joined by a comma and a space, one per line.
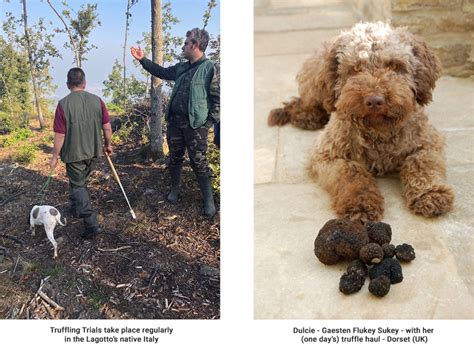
268, 97, 330, 130
56, 214, 67, 226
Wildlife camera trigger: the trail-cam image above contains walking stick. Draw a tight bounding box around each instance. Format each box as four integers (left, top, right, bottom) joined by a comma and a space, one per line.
105, 153, 137, 219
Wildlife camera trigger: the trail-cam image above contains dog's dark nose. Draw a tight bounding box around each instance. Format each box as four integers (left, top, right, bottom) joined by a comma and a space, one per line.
364, 95, 385, 109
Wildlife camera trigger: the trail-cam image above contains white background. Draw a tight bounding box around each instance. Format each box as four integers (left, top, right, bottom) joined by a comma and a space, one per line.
1, 1, 472, 352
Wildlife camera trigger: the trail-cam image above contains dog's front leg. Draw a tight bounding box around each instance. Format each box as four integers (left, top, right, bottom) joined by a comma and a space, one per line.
311, 157, 384, 222
268, 98, 330, 130
400, 150, 454, 217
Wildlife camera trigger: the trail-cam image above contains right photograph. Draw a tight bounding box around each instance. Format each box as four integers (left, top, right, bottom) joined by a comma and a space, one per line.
254, 0, 474, 319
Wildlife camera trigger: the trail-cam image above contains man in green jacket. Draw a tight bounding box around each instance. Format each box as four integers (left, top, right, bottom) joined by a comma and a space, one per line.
50, 67, 113, 238
131, 27, 219, 217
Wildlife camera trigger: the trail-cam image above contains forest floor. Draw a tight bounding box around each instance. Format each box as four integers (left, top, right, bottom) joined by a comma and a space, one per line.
0, 116, 220, 319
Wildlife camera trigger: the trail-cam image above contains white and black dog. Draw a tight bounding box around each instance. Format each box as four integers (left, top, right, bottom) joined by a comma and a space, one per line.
30, 205, 66, 259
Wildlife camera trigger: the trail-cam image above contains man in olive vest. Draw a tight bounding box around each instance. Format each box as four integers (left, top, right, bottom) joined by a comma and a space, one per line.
50, 68, 113, 238
131, 27, 219, 217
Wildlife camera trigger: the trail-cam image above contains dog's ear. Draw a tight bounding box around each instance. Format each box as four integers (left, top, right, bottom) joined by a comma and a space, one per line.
297, 40, 340, 113
411, 35, 442, 105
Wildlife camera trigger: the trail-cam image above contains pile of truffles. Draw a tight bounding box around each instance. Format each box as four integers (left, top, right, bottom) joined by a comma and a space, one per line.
314, 219, 415, 297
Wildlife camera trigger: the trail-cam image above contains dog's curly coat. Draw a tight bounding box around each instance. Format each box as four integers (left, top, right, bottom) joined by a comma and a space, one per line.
268, 22, 454, 222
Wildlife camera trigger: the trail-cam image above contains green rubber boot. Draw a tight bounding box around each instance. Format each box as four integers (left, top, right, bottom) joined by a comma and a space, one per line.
167, 166, 181, 204
196, 175, 216, 217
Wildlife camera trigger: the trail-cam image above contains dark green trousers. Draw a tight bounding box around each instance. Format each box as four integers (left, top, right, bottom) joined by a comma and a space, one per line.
166, 123, 210, 177
66, 158, 99, 229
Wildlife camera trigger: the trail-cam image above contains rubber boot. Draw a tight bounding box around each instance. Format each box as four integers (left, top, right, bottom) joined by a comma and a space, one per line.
71, 187, 102, 238
196, 175, 216, 217
167, 166, 182, 204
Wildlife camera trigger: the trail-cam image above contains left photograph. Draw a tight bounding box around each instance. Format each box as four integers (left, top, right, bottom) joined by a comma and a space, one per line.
0, 0, 220, 319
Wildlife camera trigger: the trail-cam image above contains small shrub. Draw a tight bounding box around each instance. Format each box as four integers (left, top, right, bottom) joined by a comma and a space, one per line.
141, 125, 149, 145
106, 102, 126, 116
41, 133, 54, 144
208, 145, 220, 197
87, 286, 106, 310
112, 121, 137, 144
1, 128, 34, 147
41, 265, 64, 277
13, 143, 38, 164
0, 111, 14, 133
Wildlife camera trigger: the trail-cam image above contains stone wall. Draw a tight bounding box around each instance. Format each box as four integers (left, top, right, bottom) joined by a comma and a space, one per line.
390, 0, 474, 77
255, 0, 474, 77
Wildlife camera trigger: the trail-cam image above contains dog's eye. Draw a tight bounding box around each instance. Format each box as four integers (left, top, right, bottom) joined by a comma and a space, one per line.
350, 64, 362, 74
387, 60, 408, 73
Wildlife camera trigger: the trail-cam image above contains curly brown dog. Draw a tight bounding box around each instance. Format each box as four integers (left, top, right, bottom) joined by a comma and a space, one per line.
268, 22, 454, 222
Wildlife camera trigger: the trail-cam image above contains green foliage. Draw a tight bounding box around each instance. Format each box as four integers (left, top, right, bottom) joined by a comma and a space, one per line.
0, 36, 32, 128
208, 143, 220, 196
162, 1, 182, 64
26, 18, 61, 94
103, 60, 147, 109
2, 13, 60, 99
208, 34, 220, 65
87, 285, 106, 310
106, 102, 126, 116
58, 2, 101, 65
12, 143, 38, 164
0, 111, 15, 133
202, 0, 217, 30
136, 1, 182, 83
103, 60, 124, 104
1, 127, 33, 147
111, 120, 138, 144
41, 133, 54, 144
141, 124, 149, 145
0, 111, 31, 132
41, 264, 64, 278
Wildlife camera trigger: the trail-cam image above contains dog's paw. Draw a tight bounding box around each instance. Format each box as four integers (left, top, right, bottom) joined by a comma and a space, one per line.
268, 108, 290, 126
335, 193, 384, 223
408, 184, 454, 217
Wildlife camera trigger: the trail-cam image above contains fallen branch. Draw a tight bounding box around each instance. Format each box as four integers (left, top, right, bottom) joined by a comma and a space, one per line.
0, 190, 26, 207
97, 246, 132, 252
1, 235, 26, 245
18, 303, 26, 318
28, 276, 50, 306
11, 255, 20, 275
148, 266, 159, 288
38, 290, 65, 311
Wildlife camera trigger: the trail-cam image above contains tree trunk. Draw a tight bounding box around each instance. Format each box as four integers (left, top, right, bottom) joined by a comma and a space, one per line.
46, 0, 80, 67
22, 0, 45, 129
149, 0, 163, 159
122, 0, 131, 110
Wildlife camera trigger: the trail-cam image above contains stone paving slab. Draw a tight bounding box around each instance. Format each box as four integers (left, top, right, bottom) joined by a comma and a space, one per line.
254, 180, 474, 319
426, 76, 474, 129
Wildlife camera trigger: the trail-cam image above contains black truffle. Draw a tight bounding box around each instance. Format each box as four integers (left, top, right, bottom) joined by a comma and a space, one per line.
368, 275, 391, 297
395, 243, 416, 262
339, 271, 365, 294
359, 243, 384, 264
346, 259, 368, 277
366, 221, 392, 245
314, 219, 369, 265
369, 258, 403, 284
382, 243, 395, 258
